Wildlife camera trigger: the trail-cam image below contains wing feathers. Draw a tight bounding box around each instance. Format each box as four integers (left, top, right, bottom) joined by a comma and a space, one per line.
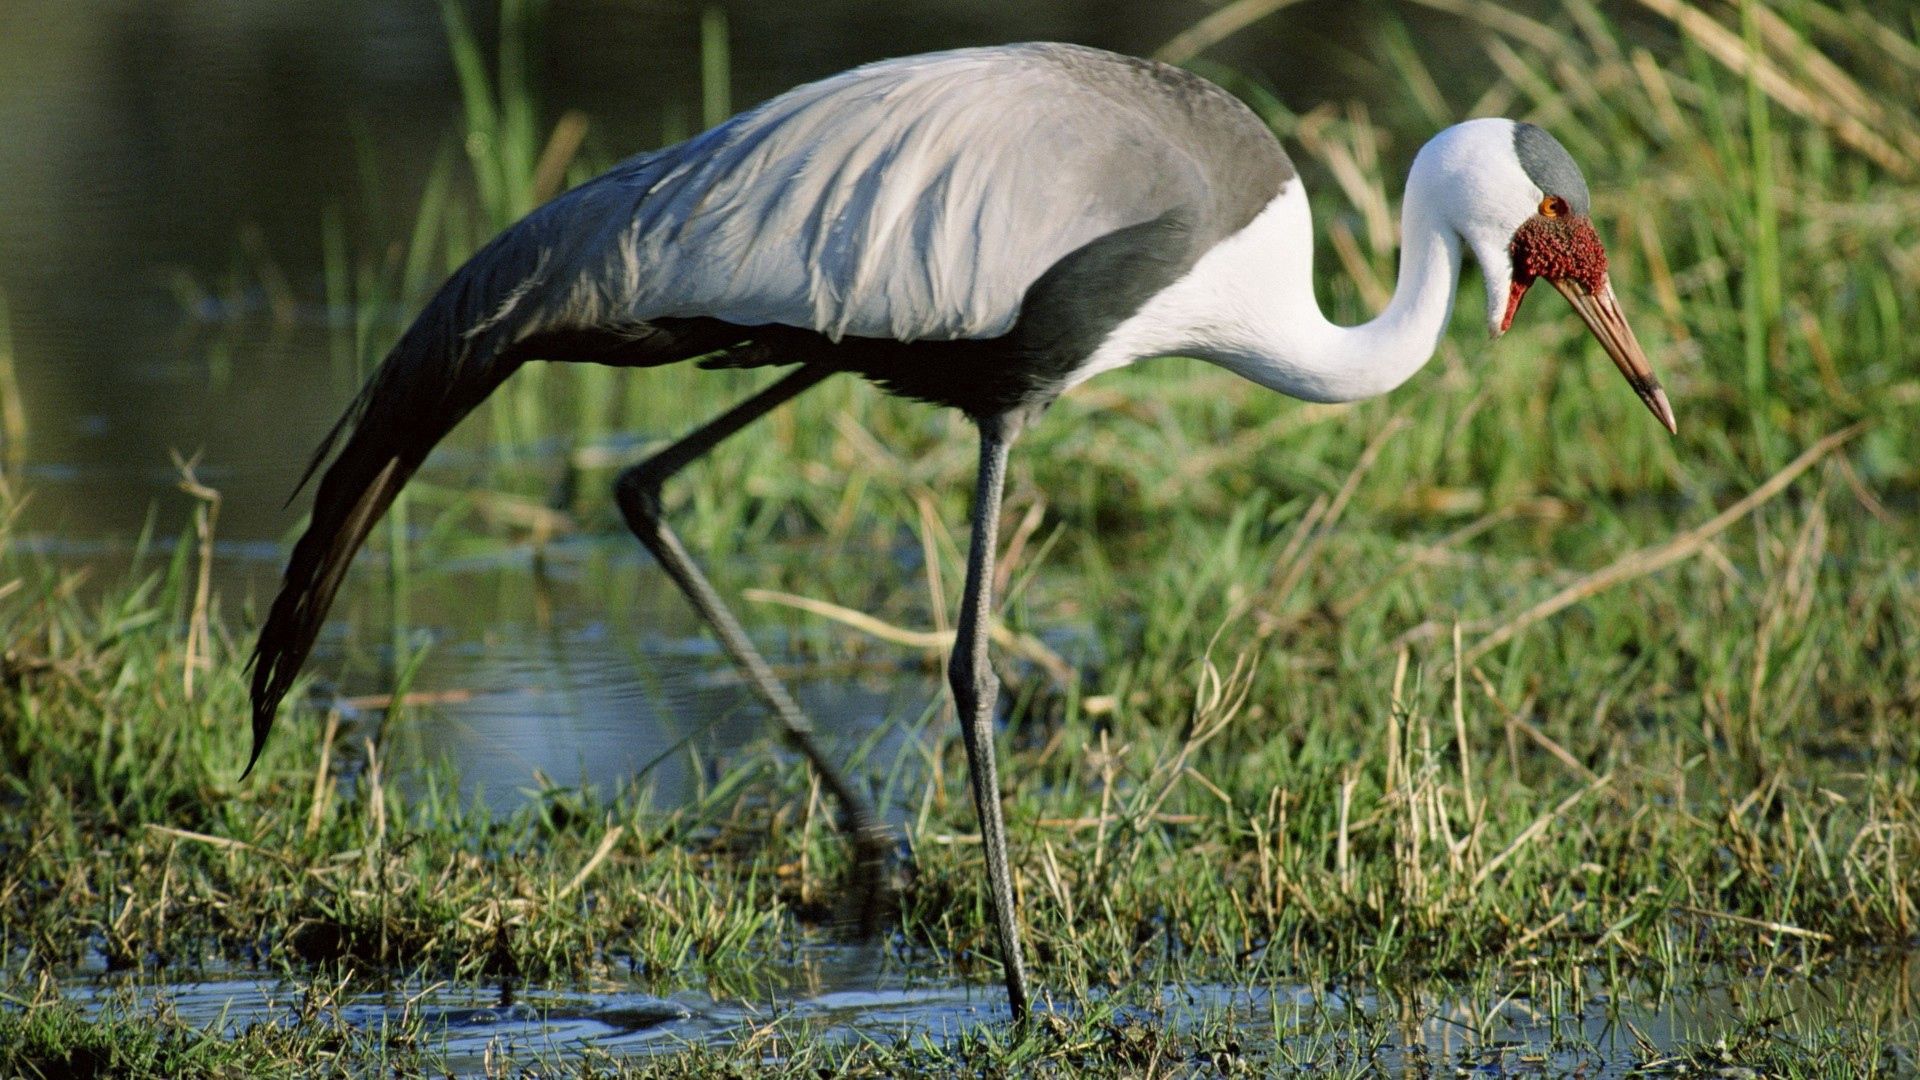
580, 44, 1255, 344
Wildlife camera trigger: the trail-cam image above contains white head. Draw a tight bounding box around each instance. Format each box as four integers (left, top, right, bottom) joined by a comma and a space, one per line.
1411, 118, 1675, 432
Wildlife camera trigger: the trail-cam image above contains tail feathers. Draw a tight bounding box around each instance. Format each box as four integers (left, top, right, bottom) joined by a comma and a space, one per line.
246, 233, 555, 776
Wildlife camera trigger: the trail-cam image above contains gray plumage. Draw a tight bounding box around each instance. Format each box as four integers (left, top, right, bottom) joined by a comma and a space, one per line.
247, 45, 1301, 1024
251, 44, 1296, 752
518, 43, 1289, 346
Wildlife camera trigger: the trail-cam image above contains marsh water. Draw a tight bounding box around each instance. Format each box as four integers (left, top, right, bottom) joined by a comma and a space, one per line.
4, 1, 1915, 1070
62, 950, 1920, 1073
0, 0, 1416, 811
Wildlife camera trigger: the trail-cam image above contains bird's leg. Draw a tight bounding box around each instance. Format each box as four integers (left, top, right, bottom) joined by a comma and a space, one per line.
611, 364, 891, 934
949, 411, 1032, 1021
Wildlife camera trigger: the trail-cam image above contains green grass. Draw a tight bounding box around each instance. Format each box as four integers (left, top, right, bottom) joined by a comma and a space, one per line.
5, 0, 1920, 1074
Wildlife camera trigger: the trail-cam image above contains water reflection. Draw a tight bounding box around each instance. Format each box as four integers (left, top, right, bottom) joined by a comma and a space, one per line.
356, 601, 944, 817
274, 528, 943, 817
59, 950, 1920, 1074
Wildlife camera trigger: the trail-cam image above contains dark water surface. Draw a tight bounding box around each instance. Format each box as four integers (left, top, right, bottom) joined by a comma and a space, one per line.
64, 949, 1920, 1074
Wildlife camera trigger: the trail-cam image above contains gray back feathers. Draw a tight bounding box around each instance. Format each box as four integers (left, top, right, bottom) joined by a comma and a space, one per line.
523, 43, 1290, 346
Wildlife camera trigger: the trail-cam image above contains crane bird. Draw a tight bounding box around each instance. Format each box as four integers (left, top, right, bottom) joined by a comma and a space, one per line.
247, 42, 1674, 1021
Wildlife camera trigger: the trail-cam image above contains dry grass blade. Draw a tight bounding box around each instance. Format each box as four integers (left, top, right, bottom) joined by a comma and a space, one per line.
1799, 0, 1920, 74
171, 452, 220, 702
558, 825, 625, 900
1402, 0, 1564, 52
337, 689, 476, 710
1742, 7, 1858, 108
1471, 774, 1611, 888
913, 490, 951, 635
1295, 109, 1395, 256
305, 710, 341, 841
1328, 220, 1392, 311
142, 824, 253, 853
1466, 423, 1865, 665
1508, 900, 1586, 953
1676, 904, 1833, 942
530, 109, 589, 204
0, 292, 23, 472
741, 587, 1074, 686
1629, 0, 1916, 177
1153, 0, 1310, 64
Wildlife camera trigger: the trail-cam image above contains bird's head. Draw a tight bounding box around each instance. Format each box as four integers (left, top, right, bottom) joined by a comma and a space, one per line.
1417, 118, 1675, 433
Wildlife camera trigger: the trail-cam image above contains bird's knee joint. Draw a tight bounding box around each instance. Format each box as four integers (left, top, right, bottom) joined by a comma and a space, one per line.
614, 468, 665, 521
946, 656, 999, 707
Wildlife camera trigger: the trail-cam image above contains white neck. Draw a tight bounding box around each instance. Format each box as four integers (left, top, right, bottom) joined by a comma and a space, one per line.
1073, 175, 1464, 404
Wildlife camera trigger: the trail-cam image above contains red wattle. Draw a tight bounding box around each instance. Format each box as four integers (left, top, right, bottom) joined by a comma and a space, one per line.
1509, 215, 1609, 294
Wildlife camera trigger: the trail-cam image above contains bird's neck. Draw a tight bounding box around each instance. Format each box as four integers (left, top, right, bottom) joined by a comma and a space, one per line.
1076, 177, 1463, 404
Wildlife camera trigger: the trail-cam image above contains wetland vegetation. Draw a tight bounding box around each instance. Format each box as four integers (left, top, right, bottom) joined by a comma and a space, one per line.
2, 0, 1919, 1074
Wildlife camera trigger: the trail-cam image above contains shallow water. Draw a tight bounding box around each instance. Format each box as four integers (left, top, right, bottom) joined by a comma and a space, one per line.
60, 948, 1920, 1074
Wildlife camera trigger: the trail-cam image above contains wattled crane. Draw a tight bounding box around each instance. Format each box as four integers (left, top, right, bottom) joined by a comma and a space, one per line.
247, 43, 1674, 1021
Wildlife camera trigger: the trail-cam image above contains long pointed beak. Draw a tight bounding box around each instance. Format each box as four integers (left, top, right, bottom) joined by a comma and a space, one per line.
1548, 276, 1677, 434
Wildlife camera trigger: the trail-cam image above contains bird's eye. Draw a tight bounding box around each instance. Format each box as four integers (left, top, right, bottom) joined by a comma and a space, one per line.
1539, 196, 1569, 218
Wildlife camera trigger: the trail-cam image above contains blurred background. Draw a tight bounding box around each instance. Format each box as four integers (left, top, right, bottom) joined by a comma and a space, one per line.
1, 0, 1916, 811
0, 0, 1711, 544
0, 0, 1591, 804
6, 3, 1100, 532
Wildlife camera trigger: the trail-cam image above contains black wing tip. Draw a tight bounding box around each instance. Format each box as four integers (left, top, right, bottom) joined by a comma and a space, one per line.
242, 691, 275, 781
242, 641, 285, 781
239, 738, 265, 781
